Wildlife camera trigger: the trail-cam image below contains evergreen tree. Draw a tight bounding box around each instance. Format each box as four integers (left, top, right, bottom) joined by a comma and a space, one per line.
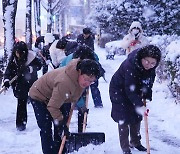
87, 0, 179, 38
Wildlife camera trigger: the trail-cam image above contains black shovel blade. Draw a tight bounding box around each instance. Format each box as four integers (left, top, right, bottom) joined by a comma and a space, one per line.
65, 132, 105, 153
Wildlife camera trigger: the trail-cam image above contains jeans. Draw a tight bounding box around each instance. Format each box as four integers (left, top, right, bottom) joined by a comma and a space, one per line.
30, 97, 70, 154
90, 80, 103, 107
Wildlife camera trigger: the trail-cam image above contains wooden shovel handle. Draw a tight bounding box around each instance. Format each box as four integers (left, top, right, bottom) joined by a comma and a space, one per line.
83, 88, 89, 132
58, 103, 75, 154
143, 99, 150, 154
0, 75, 18, 94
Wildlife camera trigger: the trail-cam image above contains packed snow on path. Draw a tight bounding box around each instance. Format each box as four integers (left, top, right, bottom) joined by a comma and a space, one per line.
0, 44, 180, 154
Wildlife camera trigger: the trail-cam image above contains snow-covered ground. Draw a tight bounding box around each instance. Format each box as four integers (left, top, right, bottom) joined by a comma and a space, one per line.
0, 44, 180, 154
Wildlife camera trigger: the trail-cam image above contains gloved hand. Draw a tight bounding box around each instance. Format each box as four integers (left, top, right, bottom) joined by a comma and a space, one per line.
46, 60, 51, 65
136, 106, 149, 116
3, 80, 10, 88
141, 86, 152, 101
78, 105, 89, 114
55, 120, 71, 137
63, 124, 71, 137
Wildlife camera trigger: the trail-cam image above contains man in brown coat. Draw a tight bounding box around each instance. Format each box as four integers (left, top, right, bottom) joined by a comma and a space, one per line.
29, 58, 101, 154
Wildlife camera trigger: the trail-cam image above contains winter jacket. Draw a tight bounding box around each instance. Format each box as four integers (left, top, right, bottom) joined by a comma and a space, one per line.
29, 59, 84, 121
49, 40, 66, 67
77, 34, 94, 51
65, 41, 78, 56
4, 51, 42, 99
121, 22, 149, 54
109, 48, 156, 124
41, 43, 52, 62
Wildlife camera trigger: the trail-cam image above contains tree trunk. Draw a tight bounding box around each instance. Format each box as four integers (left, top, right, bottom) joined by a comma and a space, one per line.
26, 0, 32, 50
34, 0, 41, 37
55, 14, 60, 34
2, 0, 18, 64
47, 0, 53, 33
60, 9, 66, 37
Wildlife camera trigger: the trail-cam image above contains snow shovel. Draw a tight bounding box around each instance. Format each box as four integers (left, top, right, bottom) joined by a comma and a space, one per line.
143, 99, 150, 154
0, 75, 18, 94
58, 93, 105, 154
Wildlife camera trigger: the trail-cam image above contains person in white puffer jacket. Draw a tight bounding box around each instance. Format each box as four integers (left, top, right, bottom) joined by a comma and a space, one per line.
49, 40, 66, 68
121, 21, 149, 55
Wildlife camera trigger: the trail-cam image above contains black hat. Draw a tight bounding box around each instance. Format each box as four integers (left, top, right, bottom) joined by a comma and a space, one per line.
83, 28, 91, 34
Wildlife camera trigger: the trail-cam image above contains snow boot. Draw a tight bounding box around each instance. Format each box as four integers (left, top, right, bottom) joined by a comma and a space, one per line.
135, 145, 147, 151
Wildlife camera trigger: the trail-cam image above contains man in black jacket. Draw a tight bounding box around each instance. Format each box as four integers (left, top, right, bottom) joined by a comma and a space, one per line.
77, 28, 94, 51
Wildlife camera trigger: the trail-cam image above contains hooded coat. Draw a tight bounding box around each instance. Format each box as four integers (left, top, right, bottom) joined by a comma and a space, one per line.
49, 40, 66, 67
4, 50, 42, 99
109, 45, 161, 124
121, 21, 149, 55
29, 59, 84, 121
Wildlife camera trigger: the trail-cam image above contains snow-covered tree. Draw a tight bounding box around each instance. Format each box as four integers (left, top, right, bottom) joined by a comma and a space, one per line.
144, 0, 179, 35
34, 0, 41, 37
26, 0, 32, 50
87, 0, 179, 39
41, 0, 69, 35
2, 0, 18, 63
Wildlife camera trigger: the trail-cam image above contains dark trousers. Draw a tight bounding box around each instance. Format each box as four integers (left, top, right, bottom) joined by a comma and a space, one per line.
30, 97, 70, 154
118, 122, 141, 152
16, 98, 28, 128
42, 64, 48, 75
90, 80, 103, 107
78, 112, 84, 132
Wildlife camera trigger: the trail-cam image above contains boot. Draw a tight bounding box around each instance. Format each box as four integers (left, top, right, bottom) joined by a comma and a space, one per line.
123, 151, 132, 154
135, 145, 147, 151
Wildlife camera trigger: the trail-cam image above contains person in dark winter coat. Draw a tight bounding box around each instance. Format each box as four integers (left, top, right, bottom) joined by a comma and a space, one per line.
41, 33, 55, 74
77, 28, 94, 51
109, 45, 161, 154
2, 41, 42, 131
77, 28, 103, 108
29, 59, 101, 154
34, 33, 56, 74
57, 37, 78, 56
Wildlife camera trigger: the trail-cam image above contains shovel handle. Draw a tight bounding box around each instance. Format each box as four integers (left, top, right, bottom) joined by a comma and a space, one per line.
143, 99, 150, 154
58, 103, 76, 154
38, 51, 54, 70
58, 136, 67, 154
83, 88, 89, 132
0, 75, 18, 94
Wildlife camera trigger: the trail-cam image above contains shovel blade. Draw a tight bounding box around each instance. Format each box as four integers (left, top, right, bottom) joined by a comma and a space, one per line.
65, 132, 105, 153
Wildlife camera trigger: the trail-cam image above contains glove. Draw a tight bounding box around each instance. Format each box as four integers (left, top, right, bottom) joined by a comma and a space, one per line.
54, 120, 71, 137
136, 106, 149, 116
46, 60, 51, 65
63, 124, 71, 137
78, 105, 89, 114
3, 80, 10, 88
141, 86, 152, 101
